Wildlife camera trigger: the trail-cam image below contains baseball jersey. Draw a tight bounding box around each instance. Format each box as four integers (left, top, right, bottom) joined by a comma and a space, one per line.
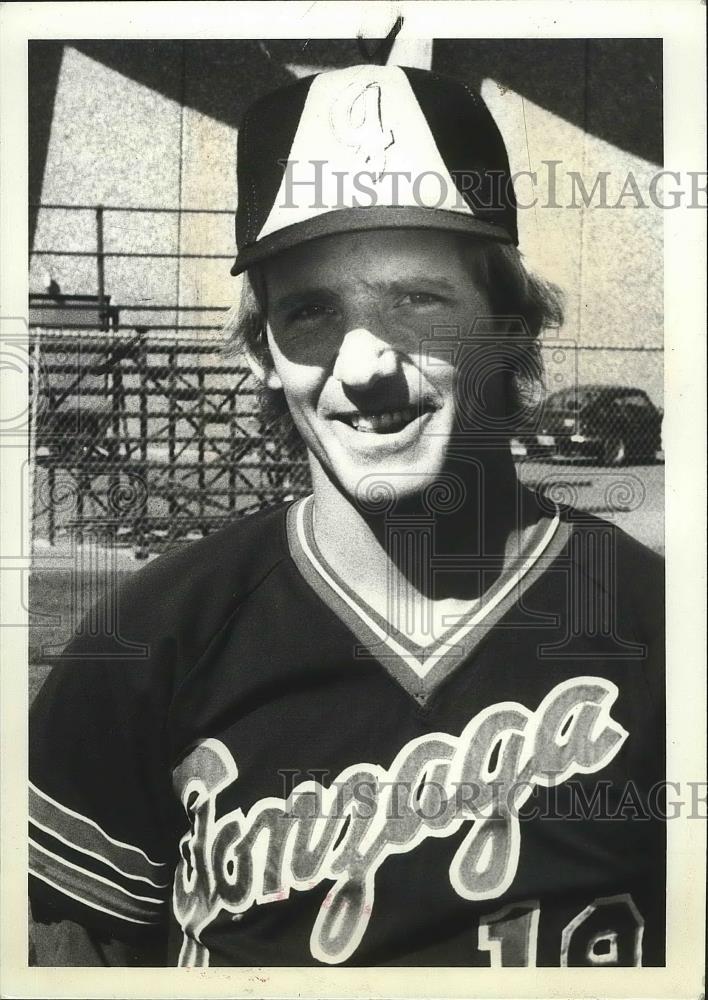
29, 489, 665, 967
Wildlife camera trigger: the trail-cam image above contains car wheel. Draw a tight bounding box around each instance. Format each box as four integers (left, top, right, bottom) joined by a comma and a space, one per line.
602, 436, 626, 466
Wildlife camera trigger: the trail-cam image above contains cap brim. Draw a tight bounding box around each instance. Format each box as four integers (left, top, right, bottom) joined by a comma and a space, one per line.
230, 206, 515, 276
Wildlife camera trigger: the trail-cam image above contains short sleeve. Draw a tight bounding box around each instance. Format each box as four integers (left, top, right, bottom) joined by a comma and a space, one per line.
29, 576, 180, 947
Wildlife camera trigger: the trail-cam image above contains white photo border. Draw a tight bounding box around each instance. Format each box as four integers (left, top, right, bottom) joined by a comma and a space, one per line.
1, 2, 705, 997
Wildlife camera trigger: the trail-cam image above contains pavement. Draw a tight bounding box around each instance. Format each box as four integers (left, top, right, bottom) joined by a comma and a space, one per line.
516, 459, 664, 555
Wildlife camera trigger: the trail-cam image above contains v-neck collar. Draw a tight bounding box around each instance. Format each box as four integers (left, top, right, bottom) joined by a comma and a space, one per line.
286, 494, 570, 705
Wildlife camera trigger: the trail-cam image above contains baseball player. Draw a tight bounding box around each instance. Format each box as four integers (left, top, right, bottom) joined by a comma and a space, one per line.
29, 62, 665, 968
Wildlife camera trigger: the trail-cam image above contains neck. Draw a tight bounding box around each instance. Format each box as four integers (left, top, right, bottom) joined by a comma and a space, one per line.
309, 451, 529, 603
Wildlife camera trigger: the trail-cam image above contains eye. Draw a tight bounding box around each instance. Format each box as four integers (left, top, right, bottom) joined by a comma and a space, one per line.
287, 302, 336, 323
399, 291, 445, 307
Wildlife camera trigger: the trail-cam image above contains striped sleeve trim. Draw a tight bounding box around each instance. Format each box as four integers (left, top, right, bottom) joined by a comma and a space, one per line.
29, 838, 166, 926
29, 782, 168, 885
29, 815, 170, 890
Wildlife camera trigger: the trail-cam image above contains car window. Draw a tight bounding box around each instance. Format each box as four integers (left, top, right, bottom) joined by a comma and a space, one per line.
617, 392, 650, 407
544, 390, 569, 409
546, 388, 599, 410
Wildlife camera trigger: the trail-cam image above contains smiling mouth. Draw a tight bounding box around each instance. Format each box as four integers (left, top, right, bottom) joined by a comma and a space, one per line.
337, 404, 432, 434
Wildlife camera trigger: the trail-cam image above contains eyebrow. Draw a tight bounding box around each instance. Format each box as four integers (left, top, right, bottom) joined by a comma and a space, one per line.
271, 276, 459, 313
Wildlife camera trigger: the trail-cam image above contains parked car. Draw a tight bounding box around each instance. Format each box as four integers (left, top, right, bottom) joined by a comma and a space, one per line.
529, 384, 663, 465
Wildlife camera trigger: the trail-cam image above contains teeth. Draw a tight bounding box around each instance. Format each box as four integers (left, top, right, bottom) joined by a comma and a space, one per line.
349, 406, 420, 433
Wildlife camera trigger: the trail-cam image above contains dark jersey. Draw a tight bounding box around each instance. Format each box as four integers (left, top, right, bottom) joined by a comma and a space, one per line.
29, 492, 665, 967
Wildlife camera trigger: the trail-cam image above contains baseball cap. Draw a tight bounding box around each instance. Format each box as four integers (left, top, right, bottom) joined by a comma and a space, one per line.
230, 63, 517, 276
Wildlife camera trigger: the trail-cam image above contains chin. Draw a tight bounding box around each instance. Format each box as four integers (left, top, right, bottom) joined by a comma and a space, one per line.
322, 447, 456, 514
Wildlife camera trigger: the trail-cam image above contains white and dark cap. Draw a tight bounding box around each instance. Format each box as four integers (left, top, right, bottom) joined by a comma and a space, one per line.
231, 64, 517, 276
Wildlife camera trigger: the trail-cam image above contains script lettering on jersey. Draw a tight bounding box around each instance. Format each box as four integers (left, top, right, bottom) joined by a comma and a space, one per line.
172, 676, 627, 966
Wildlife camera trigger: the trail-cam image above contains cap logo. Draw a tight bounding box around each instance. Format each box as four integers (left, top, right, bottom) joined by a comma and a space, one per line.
330, 80, 395, 181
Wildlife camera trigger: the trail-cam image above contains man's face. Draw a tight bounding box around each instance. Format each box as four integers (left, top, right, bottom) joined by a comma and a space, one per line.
262, 228, 504, 504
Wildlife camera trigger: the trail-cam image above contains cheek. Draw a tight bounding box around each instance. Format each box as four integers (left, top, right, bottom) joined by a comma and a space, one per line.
453, 347, 509, 420
268, 321, 328, 369
266, 318, 340, 370
267, 337, 325, 411
418, 357, 456, 403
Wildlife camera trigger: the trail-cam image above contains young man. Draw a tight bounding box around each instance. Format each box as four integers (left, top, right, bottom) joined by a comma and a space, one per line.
29, 63, 665, 968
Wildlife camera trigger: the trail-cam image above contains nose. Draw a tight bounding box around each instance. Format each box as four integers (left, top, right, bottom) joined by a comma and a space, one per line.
332, 327, 398, 390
